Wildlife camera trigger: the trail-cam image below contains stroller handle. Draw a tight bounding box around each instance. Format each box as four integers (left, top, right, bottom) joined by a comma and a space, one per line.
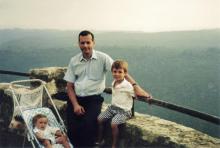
10, 79, 46, 86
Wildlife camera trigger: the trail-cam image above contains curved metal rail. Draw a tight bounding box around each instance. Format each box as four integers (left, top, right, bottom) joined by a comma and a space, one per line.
1, 69, 220, 125
138, 97, 220, 125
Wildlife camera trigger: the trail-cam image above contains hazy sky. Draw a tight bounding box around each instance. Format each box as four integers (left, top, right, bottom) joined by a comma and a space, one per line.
0, 0, 219, 32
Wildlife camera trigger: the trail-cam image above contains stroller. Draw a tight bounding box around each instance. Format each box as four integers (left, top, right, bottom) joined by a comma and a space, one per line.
9, 79, 72, 148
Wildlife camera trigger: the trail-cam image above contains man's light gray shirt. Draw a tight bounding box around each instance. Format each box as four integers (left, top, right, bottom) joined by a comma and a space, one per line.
64, 50, 113, 97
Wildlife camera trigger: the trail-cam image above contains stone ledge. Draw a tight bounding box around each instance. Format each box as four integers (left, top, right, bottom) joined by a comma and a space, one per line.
125, 114, 220, 147
30, 67, 67, 82
101, 104, 220, 148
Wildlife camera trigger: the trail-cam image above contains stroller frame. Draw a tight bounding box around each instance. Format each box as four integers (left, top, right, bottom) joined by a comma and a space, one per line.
9, 79, 67, 148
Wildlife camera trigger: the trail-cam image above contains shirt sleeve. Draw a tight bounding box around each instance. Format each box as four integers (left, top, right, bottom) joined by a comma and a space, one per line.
104, 54, 114, 72
124, 87, 135, 97
130, 89, 135, 97
64, 58, 76, 83
120, 82, 135, 97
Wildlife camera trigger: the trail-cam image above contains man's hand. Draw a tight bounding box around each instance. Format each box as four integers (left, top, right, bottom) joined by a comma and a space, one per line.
73, 104, 85, 115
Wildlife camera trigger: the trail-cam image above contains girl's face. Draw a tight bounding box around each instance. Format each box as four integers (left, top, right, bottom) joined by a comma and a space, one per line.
35, 117, 48, 130
112, 68, 126, 82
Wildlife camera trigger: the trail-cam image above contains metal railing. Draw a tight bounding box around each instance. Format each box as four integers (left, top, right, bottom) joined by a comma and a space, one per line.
1, 69, 220, 125
0, 70, 30, 77
104, 88, 220, 125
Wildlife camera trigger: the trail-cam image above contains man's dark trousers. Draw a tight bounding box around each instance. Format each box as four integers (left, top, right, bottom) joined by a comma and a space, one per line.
67, 95, 104, 148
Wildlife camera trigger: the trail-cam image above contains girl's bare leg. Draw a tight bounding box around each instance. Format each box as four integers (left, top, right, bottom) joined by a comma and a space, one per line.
111, 124, 119, 148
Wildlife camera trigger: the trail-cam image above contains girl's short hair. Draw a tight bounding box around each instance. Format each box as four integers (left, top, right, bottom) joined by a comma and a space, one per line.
32, 114, 47, 127
111, 60, 128, 73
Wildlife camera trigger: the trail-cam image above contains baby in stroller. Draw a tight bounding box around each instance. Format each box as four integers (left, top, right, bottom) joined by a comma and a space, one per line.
33, 114, 70, 148
9, 79, 73, 148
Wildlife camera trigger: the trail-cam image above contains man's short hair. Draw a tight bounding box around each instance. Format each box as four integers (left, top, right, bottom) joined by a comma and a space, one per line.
78, 30, 94, 41
111, 60, 128, 73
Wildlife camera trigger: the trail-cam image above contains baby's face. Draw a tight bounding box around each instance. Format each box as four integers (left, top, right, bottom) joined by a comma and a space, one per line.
35, 117, 48, 130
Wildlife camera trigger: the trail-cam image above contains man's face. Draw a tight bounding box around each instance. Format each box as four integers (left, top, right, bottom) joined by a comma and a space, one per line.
79, 34, 95, 59
35, 117, 48, 130
112, 68, 126, 82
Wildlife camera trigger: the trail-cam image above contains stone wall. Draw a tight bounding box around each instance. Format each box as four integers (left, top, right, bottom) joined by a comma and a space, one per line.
0, 67, 220, 148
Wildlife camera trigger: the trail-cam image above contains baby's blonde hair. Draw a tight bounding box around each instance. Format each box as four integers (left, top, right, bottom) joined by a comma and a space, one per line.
111, 60, 128, 73
32, 114, 47, 127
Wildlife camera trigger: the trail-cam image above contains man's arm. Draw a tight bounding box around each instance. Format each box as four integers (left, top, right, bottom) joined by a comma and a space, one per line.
125, 74, 152, 101
66, 82, 85, 115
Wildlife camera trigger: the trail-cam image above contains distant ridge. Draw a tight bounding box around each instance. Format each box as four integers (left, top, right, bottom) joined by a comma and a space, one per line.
0, 28, 220, 51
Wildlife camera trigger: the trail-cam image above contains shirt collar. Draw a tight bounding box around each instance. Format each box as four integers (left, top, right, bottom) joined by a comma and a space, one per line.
112, 78, 126, 88
80, 50, 97, 62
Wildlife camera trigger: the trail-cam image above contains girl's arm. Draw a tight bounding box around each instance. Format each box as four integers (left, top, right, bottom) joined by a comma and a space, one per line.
35, 132, 45, 140
125, 74, 152, 100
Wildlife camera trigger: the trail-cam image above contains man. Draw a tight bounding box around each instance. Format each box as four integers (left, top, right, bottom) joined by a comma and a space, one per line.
64, 30, 151, 147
